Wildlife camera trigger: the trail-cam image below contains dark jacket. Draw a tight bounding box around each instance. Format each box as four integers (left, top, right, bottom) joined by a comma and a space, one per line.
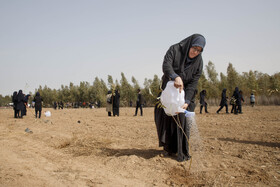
232, 87, 241, 105
162, 34, 204, 104
16, 90, 25, 110
199, 90, 207, 105
137, 93, 143, 105
113, 90, 120, 108
12, 91, 18, 109
219, 88, 227, 106
33, 92, 43, 111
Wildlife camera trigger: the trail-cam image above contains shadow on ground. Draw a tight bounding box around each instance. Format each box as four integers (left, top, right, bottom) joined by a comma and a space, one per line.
101, 148, 163, 159
218, 138, 280, 148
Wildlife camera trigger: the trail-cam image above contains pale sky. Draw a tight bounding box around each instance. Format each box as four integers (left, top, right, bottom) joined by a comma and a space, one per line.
1, 0, 279, 96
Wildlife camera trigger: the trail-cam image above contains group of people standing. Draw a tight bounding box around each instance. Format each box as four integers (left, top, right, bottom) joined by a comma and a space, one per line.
53, 101, 64, 110
106, 88, 144, 117
12, 90, 43, 118
106, 89, 120, 116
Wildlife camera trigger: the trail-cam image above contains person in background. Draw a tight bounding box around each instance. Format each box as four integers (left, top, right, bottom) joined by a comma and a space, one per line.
238, 90, 245, 113
216, 88, 229, 114
250, 93, 255, 107
12, 91, 18, 118
59, 101, 64, 109
54, 101, 57, 109
106, 90, 113, 116
199, 89, 209, 113
232, 87, 240, 115
22, 94, 31, 116
113, 89, 120, 116
16, 90, 25, 118
134, 89, 144, 116
155, 34, 206, 162
33, 92, 43, 118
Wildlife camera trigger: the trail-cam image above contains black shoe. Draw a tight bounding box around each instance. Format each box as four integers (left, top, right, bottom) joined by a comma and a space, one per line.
177, 157, 186, 162
177, 155, 191, 162
216, 111, 219, 114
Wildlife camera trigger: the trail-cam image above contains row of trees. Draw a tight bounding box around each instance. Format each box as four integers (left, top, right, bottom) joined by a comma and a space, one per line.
1, 62, 279, 107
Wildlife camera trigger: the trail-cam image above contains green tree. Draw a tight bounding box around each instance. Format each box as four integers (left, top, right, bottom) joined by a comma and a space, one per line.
120, 72, 133, 106
107, 75, 114, 90
219, 72, 228, 91
205, 61, 219, 98
197, 70, 207, 94
227, 63, 239, 95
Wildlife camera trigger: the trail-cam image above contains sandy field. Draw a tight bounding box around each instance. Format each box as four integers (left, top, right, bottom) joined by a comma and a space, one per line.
0, 106, 279, 186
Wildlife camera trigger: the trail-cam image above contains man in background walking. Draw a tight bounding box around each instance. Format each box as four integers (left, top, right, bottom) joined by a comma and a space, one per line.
134, 89, 143, 116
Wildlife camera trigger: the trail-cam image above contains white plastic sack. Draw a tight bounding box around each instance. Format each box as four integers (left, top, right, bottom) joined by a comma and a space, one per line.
160, 81, 185, 116
44, 111, 51, 117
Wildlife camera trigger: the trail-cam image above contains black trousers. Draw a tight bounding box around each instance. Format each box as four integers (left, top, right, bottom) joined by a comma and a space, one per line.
237, 105, 242, 113
14, 109, 19, 118
35, 110, 41, 118
135, 103, 143, 116
217, 103, 228, 113
200, 104, 208, 113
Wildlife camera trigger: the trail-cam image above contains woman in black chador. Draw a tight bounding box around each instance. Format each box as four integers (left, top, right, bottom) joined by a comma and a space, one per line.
232, 87, 240, 114
199, 89, 209, 113
113, 89, 120, 116
12, 91, 18, 118
16, 90, 25, 118
33, 92, 43, 118
216, 88, 229, 114
22, 94, 30, 116
155, 34, 206, 162
238, 90, 244, 113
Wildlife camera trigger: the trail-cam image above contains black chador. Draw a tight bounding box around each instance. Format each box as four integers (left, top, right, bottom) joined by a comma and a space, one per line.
155, 34, 205, 162
33, 92, 43, 118
16, 90, 25, 118
217, 88, 229, 114
113, 89, 120, 116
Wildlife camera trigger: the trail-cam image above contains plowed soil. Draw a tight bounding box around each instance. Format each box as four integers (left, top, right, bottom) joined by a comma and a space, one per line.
0, 106, 279, 186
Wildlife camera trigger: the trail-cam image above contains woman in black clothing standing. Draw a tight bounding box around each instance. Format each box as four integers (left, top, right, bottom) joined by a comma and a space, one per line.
33, 92, 43, 118
12, 91, 18, 118
16, 90, 25, 118
113, 89, 120, 116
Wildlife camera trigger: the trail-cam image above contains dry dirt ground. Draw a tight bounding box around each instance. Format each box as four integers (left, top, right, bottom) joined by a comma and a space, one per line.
0, 106, 279, 186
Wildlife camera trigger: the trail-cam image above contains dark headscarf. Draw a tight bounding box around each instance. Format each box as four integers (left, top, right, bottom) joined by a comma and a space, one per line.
191, 35, 206, 51
24, 94, 31, 102
17, 90, 24, 102
12, 91, 18, 102
233, 87, 240, 103
182, 34, 206, 69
